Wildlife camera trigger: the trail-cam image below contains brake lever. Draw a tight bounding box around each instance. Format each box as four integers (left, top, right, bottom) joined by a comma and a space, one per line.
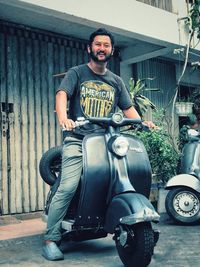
131, 123, 150, 132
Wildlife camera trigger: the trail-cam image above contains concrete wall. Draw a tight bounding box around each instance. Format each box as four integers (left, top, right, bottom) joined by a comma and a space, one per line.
10, 0, 183, 46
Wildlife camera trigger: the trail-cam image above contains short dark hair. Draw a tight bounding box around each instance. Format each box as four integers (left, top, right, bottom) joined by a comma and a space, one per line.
89, 28, 115, 47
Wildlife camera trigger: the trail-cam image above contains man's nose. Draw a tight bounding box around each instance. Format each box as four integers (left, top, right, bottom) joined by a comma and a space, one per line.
99, 44, 106, 50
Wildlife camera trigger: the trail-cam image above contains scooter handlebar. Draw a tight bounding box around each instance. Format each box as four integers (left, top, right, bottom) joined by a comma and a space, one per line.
87, 114, 142, 127
73, 113, 143, 129
73, 113, 149, 131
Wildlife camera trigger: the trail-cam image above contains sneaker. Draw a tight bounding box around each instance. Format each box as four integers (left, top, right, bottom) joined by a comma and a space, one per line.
42, 242, 64, 261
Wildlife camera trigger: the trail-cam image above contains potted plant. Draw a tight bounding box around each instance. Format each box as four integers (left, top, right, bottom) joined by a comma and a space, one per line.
175, 97, 194, 116
134, 109, 180, 183
129, 77, 159, 118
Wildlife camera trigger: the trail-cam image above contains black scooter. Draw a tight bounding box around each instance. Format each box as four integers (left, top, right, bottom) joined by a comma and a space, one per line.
165, 129, 200, 224
39, 112, 160, 267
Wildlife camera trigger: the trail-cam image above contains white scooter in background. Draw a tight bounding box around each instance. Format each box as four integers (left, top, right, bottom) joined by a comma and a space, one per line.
165, 129, 200, 224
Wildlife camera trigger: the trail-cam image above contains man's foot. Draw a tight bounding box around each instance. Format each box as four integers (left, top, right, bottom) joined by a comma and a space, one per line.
42, 241, 64, 261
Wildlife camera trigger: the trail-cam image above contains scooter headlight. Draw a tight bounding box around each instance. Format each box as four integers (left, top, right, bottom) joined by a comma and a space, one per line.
110, 136, 129, 157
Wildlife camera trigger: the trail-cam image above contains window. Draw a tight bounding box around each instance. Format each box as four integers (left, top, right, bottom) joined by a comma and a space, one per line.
136, 0, 173, 13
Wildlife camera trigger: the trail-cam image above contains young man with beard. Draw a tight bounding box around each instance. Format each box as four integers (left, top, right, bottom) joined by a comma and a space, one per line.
42, 28, 155, 261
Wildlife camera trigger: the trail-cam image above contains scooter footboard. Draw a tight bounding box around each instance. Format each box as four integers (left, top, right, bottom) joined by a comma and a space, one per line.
104, 192, 160, 233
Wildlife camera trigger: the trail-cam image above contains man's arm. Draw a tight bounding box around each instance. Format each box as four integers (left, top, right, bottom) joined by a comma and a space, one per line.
56, 90, 75, 131
123, 106, 140, 119
123, 106, 156, 129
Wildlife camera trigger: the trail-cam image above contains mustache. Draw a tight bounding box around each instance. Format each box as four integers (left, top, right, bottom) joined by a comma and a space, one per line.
97, 51, 106, 55
89, 50, 112, 63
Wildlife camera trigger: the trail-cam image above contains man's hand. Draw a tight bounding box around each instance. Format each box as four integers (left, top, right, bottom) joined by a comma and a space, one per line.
142, 120, 158, 130
60, 118, 76, 131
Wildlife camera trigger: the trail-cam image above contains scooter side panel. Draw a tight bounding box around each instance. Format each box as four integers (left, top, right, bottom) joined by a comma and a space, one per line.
181, 141, 200, 175
74, 133, 110, 226
124, 134, 152, 198
104, 192, 158, 233
165, 174, 200, 192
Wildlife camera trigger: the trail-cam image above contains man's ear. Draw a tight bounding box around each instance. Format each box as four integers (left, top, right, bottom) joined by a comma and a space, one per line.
111, 47, 114, 55
87, 45, 91, 54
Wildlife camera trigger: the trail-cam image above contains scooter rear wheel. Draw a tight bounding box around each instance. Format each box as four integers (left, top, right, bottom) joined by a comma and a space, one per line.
165, 187, 200, 224
115, 222, 154, 267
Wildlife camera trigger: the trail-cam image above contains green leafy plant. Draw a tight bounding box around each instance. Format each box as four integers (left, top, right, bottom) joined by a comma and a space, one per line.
132, 109, 180, 183
189, 87, 200, 110
179, 113, 199, 150
129, 77, 158, 118
189, 0, 200, 38
179, 124, 190, 150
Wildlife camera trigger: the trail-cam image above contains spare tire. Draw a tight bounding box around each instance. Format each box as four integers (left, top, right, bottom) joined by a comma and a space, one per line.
39, 146, 62, 186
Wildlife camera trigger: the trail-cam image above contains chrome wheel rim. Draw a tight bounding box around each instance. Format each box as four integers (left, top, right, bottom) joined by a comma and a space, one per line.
173, 191, 200, 217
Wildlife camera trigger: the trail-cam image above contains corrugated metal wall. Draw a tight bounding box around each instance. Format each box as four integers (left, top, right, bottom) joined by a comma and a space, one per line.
134, 58, 177, 107
0, 21, 120, 215
133, 58, 177, 121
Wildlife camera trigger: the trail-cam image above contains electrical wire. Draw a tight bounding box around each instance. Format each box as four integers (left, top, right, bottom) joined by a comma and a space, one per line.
171, 29, 194, 132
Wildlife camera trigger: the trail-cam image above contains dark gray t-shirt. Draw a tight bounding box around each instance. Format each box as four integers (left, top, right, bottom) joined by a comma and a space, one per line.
57, 64, 133, 136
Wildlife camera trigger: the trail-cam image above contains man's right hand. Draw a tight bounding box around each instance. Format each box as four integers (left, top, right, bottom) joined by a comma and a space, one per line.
60, 118, 76, 131
56, 91, 76, 131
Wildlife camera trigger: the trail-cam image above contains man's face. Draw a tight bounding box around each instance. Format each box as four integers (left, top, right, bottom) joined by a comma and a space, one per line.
88, 35, 113, 63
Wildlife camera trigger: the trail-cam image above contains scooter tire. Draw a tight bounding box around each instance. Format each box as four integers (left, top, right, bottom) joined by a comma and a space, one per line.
39, 146, 62, 186
165, 187, 200, 225
115, 222, 154, 267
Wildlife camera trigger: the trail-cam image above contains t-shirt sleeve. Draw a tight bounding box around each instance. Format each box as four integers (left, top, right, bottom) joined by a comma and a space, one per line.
56, 68, 78, 98
117, 77, 133, 110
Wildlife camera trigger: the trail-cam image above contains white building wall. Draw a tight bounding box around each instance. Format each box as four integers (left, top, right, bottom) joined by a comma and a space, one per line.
11, 0, 184, 46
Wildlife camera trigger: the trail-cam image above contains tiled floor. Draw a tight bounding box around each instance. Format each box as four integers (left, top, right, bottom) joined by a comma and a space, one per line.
0, 218, 46, 240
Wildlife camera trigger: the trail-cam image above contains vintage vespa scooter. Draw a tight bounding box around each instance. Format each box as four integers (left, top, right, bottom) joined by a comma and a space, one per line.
39, 112, 160, 267
165, 128, 200, 224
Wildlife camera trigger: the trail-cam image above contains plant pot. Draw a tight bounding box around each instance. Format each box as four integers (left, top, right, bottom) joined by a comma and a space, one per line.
175, 102, 193, 116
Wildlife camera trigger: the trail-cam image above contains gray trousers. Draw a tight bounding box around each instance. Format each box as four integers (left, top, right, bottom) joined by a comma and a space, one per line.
44, 136, 83, 241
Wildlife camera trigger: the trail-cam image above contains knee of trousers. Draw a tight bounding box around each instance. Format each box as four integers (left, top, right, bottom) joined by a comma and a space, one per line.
57, 176, 80, 195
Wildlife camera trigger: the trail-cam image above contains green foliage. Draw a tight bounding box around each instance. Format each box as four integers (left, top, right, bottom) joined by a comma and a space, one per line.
132, 110, 180, 183
129, 78, 158, 118
189, 87, 200, 109
189, 0, 200, 31
179, 114, 199, 150
187, 0, 200, 38
179, 125, 190, 150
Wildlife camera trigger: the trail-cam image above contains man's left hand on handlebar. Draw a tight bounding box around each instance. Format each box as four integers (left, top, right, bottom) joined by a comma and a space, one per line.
142, 120, 158, 130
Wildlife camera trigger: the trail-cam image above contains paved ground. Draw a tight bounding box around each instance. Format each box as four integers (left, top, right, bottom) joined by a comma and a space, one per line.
0, 213, 200, 267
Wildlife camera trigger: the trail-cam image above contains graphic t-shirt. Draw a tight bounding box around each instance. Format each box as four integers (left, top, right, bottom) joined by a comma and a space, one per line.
57, 64, 133, 136
80, 80, 115, 118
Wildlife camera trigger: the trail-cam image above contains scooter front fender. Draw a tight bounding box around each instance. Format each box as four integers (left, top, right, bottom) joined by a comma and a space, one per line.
165, 174, 200, 193
104, 192, 160, 234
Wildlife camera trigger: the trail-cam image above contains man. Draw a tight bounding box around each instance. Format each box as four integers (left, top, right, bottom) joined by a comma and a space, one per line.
42, 28, 155, 261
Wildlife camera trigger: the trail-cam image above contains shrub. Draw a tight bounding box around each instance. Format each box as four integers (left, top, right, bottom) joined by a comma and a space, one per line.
132, 110, 180, 183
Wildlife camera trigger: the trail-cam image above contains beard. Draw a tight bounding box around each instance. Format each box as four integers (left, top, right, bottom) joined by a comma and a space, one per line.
89, 49, 112, 63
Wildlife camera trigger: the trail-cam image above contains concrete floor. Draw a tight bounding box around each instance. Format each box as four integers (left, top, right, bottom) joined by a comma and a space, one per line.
0, 213, 200, 266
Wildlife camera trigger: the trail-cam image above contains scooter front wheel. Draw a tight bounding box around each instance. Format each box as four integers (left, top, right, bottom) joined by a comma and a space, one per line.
115, 222, 154, 267
165, 187, 200, 224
